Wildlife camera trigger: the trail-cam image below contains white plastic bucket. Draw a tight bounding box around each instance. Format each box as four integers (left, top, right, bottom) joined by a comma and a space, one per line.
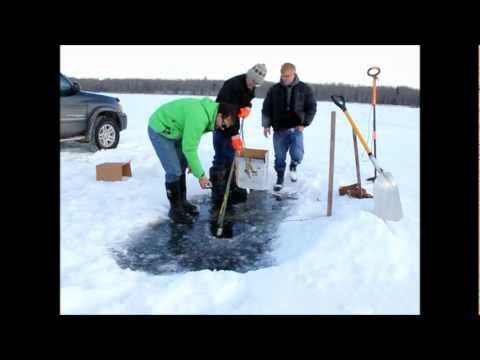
234, 148, 269, 190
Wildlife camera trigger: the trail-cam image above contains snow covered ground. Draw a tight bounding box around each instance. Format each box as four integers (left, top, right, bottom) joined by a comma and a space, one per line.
60, 93, 419, 314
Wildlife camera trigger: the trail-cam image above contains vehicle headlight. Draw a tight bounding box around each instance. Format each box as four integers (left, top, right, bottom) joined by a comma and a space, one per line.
117, 103, 124, 113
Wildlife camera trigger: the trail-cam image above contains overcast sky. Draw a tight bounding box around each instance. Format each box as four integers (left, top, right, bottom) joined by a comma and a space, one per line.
61, 45, 419, 89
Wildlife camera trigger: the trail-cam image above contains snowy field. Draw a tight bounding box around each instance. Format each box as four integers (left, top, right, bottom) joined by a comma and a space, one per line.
60, 93, 419, 314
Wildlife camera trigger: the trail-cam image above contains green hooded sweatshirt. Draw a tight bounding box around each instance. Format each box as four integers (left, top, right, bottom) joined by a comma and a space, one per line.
148, 97, 218, 178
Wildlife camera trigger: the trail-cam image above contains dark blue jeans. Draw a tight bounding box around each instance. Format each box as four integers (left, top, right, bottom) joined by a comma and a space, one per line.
148, 126, 187, 183
273, 128, 304, 173
212, 129, 235, 168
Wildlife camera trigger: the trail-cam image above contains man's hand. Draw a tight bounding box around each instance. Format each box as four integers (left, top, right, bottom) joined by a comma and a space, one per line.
296, 125, 304, 132
199, 176, 212, 189
263, 127, 271, 138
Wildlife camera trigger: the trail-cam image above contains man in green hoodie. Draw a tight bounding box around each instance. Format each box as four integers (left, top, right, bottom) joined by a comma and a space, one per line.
148, 97, 239, 224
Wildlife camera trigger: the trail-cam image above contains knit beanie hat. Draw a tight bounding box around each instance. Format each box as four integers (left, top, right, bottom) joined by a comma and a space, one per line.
247, 63, 267, 85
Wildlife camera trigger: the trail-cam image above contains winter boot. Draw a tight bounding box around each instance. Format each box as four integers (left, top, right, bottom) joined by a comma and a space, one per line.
209, 166, 227, 207
165, 180, 194, 225
228, 164, 247, 204
273, 170, 285, 192
289, 161, 298, 182
180, 174, 199, 216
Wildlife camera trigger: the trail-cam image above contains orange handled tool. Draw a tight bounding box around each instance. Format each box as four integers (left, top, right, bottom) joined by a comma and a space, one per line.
367, 66, 380, 182
367, 67, 380, 106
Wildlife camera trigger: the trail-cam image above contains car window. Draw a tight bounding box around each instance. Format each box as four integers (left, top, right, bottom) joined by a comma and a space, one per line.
60, 76, 71, 95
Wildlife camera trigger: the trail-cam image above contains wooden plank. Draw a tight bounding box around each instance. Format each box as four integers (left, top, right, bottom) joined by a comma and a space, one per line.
353, 130, 362, 195
239, 148, 268, 160
327, 112, 336, 216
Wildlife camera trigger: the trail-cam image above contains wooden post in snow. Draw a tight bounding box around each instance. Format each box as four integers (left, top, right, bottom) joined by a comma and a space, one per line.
327, 111, 336, 216
352, 130, 363, 196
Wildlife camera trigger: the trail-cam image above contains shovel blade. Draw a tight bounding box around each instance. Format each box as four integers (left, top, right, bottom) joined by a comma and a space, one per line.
373, 172, 403, 221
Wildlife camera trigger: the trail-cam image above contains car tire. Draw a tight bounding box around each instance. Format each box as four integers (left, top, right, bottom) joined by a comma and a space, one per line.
94, 116, 120, 150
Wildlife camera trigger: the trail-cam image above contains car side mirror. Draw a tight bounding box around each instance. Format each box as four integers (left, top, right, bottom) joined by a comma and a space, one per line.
72, 81, 81, 94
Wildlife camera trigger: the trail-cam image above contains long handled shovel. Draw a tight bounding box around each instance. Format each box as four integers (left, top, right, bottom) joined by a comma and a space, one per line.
331, 95, 403, 221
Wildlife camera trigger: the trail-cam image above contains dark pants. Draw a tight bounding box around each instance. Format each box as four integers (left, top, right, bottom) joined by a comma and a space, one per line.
273, 128, 304, 173
212, 129, 235, 168
148, 126, 187, 183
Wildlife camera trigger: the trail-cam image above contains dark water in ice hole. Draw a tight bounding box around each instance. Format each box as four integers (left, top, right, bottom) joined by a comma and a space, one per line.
111, 190, 296, 274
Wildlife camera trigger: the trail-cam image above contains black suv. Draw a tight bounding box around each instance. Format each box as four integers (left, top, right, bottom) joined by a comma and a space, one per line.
60, 73, 127, 150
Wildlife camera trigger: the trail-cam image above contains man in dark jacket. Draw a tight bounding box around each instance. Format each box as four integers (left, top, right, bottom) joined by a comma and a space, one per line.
210, 63, 267, 206
262, 63, 317, 191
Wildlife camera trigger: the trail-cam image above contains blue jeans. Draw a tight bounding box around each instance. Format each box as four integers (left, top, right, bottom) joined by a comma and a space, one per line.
148, 126, 187, 183
273, 128, 304, 173
212, 129, 235, 168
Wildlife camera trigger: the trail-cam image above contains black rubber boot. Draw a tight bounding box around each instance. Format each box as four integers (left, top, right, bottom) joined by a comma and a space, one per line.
273, 170, 285, 192
209, 166, 227, 207
165, 180, 194, 225
179, 174, 199, 216
229, 164, 248, 204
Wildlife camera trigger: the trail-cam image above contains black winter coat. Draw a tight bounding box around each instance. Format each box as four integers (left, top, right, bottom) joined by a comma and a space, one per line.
216, 74, 255, 137
262, 77, 317, 131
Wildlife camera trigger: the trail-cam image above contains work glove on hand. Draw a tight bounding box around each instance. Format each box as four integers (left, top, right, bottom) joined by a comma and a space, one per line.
231, 135, 244, 156
238, 107, 251, 118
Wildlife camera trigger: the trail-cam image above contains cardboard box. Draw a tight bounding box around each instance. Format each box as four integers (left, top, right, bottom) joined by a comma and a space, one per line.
235, 148, 269, 190
96, 161, 132, 181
